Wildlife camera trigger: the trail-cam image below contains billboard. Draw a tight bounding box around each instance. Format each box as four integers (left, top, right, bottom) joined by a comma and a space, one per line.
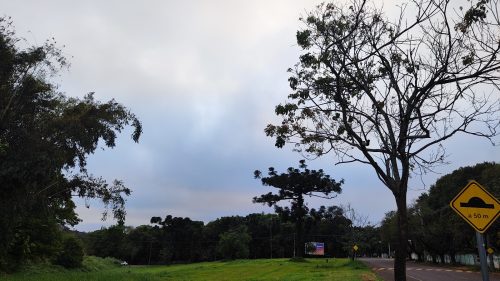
305, 242, 325, 256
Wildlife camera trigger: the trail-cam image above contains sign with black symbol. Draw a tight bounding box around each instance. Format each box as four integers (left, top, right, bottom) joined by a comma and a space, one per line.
450, 180, 500, 233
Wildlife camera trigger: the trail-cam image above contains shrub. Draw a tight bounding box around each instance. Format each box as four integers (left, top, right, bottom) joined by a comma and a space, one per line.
55, 235, 84, 268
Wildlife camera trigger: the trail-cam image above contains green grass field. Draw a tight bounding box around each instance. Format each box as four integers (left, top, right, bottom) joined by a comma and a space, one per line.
0, 257, 380, 281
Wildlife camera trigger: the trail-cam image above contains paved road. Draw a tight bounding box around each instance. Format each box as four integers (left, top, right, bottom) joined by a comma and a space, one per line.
360, 258, 500, 281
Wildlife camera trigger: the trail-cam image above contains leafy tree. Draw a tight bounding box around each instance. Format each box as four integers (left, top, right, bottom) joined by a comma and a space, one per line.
264, 0, 499, 279
216, 225, 251, 260
122, 225, 159, 265
305, 205, 352, 257
379, 162, 500, 264
150, 215, 204, 263
85, 225, 128, 260
253, 160, 343, 257
0, 18, 141, 270
414, 162, 499, 263
203, 216, 247, 260
245, 213, 279, 259
55, 235, 84, 268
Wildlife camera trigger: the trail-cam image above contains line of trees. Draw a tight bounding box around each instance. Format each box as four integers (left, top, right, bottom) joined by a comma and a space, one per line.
253, 160, 343, 258
379, 162, 500, 263
82, 161, 498, 266
81, 206, 359, 265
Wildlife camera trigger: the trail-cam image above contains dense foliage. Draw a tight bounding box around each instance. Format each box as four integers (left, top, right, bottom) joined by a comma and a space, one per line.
253, 160, 343, 257
0, 18, 141, 270
379, 162, 500, 263
265, 0, 499, 279
82, 208, 356, 264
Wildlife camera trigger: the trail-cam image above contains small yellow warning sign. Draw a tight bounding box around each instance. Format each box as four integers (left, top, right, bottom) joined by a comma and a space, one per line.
450, 180, 500, 233
353, 245, 359, 251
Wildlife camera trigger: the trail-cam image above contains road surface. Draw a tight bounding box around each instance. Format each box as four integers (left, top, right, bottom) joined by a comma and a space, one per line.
360, 258, 500, 281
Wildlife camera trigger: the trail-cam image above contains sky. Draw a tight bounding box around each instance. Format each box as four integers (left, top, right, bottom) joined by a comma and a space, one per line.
2, 0, 499, 231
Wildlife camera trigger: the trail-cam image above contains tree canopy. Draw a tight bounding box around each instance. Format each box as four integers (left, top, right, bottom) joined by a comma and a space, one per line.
264, 0, 499, 279
253, 160, 343, 257
0, 18, 142, 270
379, 162, 499, 263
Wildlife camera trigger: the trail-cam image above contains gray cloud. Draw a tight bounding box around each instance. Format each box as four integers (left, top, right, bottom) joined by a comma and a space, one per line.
2, 0, 498, 231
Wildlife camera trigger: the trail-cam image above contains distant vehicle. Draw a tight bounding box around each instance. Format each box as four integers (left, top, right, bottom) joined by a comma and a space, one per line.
120, 261, 128, 266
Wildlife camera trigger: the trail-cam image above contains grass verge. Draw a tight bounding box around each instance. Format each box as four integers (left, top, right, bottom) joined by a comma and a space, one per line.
0, 257, 381, 281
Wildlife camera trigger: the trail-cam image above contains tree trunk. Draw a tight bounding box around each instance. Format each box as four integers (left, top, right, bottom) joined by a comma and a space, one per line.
450, 252, 457, 264
486, 234, 495, 270
295, 194, 305, 258
296, 217, 304, 258
417, 252, 423, 262
439, 254, 446, 264
394, 191, 408, 281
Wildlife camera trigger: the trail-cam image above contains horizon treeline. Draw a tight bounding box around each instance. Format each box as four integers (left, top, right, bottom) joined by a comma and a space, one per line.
79, 206, 381, 264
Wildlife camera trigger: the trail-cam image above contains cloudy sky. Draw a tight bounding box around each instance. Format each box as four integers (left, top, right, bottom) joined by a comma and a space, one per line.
2, 0, 499, 231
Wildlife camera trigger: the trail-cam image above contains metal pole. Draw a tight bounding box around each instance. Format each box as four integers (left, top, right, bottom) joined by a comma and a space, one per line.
270, 218, 273, 259
476, 231, 490, 281
293, 233, 296, 258
148, 240, 152, 265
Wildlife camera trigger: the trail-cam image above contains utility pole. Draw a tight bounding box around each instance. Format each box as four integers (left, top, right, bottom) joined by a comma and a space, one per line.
293, 233, 296, 258
378, 241, 382, 258
148, 240, 153, 265
270, 217, 273, 259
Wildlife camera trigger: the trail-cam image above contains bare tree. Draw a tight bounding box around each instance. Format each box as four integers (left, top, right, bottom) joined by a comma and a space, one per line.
265, 0, 499, 279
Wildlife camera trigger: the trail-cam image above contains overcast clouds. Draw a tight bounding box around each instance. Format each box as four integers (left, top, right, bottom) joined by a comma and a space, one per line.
2, 0, 498, 231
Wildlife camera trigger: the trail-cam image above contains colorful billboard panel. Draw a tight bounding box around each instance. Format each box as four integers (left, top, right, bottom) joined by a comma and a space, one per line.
305, 242, 325, 256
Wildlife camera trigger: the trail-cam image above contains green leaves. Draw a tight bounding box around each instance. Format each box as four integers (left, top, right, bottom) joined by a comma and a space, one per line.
0, 17, 141, 269
299, 53, 318, 68
275, 103, 298, 116
455, 0, 489, 33
296, 30, 312, 49
288, 76, 299, 90
253, 161, 343, 257
461, 49, 476, 66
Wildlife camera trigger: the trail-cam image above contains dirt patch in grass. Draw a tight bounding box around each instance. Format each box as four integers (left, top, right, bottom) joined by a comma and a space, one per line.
361, 273, 378, 281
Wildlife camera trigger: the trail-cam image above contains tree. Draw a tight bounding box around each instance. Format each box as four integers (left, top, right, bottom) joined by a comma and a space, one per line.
85, 225, 129, 261
264, 0, 499, 279
414, 162, 499, 263
55, 235, 84, 268
216, 225, 251, 260
253, 160, 343, 257
0, 18, 141, 270
150, 215, 204, 263
307, 205, 352, 257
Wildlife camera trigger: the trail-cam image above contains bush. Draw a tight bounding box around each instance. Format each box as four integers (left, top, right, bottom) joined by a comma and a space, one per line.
55, 235, 84, 268
82, 256, 122, 271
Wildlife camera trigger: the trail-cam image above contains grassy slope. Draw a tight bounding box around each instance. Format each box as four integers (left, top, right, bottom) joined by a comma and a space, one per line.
0, 257, 380, 281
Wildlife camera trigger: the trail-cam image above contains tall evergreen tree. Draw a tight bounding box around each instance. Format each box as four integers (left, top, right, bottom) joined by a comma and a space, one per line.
253, 160, 342, 257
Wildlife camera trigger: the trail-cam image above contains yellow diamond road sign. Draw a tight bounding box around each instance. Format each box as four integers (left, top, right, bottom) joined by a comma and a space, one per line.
353, 245, 359, 251
450, 180, 500, 233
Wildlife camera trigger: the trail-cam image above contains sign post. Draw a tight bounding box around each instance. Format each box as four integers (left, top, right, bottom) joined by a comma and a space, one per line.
450, 180, 500, 281
353, 244, 358, 260
476, 232, 490, 281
